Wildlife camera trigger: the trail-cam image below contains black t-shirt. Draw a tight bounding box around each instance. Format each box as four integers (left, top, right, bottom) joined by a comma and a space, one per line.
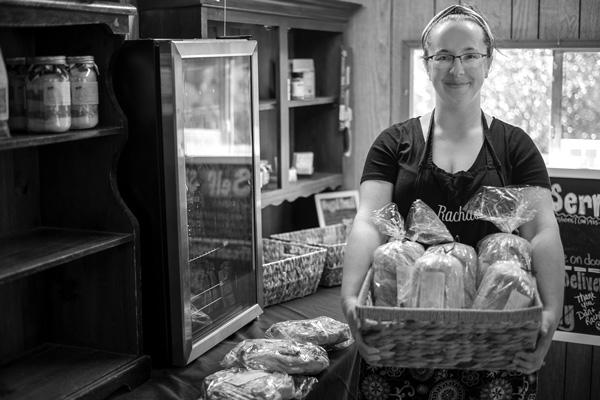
361, 116, 551, 219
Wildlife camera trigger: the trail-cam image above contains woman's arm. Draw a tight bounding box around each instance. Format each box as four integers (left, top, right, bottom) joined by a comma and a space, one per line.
341, 180, 394, 364
514, 188, 565, 373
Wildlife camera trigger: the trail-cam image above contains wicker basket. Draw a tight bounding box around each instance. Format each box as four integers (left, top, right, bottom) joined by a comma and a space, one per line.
356, 268, 542, 371
271, 223, 349, 287
262, 239, 326, 307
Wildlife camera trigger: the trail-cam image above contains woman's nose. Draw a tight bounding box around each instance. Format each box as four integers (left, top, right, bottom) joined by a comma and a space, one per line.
449, 58, 465, 75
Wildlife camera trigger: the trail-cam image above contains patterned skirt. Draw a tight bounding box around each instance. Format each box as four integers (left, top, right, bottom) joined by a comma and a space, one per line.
357, 358, 538, 400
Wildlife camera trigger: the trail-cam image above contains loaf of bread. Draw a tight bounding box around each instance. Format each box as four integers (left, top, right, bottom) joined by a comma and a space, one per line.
476, 232, 532, 287
405, 199, 454, 245
409, 253, 465, 309
202, 368, 306, 400
472, 260, 537, 310
425, 242, 478, 308
265, 316, 353, 350
372, 240, 424, 307
221, 338, 329, 375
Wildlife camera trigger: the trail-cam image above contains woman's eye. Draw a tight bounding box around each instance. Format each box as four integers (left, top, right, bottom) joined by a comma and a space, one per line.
435, 55, 451, 62
463, 54, 478, 60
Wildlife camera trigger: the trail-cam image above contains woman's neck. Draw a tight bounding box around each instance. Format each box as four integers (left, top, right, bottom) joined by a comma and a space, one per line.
434, 103, 482, 137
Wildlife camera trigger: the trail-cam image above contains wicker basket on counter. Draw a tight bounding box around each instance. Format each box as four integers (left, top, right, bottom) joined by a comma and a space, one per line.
262, 239, 327, 307
271, 223, 349, 287
355, 268, 543, 370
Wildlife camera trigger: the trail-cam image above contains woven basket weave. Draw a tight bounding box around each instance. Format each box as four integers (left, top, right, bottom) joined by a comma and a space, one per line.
271, 223, 349, 287
356, 268, 542, 370
262, 239, 326, 307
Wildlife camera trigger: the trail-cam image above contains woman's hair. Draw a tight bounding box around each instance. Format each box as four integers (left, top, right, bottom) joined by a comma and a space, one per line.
421, 4, 496, 58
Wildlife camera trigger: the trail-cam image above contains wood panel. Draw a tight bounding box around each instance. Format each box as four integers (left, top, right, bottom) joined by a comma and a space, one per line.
538, 340, 566, 400
579, 0, 600, 39
512, 0, 539, 40
591, 346, 600, 398
342, 0, 393, 190
565, 343, 594, 400
435, 0, 456, 14
470, 0, 512, 40
539, 0, 579, 40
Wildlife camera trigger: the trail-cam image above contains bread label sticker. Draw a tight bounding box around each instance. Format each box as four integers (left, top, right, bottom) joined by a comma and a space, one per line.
226, 370, 270, 386
419, 271, 446, 308
504, 290, 532, 310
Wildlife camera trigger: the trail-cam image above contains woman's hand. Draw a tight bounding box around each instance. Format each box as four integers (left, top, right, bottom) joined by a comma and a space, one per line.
341, 295, 382, 364
512, 308, 559, 374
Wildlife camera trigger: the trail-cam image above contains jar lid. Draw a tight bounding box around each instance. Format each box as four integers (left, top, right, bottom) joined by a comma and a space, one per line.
30, 56, 67, 65
6, 57, 27, 65
66, 55, 95, 64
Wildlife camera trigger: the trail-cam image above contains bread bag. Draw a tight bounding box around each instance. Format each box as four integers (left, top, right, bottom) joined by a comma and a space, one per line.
264, 316, 353, 350
201, 368, 317, 400
425, 242, 478, 308
404, 199, 454, 246
472, 260, 537, 310
370, 203, 424, 307
221, 338, 329, 375
409, 252, 465, 309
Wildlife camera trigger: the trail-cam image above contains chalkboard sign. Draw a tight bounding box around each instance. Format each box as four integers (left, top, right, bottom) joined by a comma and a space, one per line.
314, 190, 359, 227
550, 168, 600, 346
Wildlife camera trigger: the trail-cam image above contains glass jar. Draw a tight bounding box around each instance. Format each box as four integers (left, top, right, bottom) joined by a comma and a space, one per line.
67, 55, 99, 129
26, 56, 71, 133
6, 57, 28, 131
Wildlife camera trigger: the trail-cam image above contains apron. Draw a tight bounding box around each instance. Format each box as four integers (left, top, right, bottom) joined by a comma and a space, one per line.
413, 110, 507, 247
357, 111, 538, 400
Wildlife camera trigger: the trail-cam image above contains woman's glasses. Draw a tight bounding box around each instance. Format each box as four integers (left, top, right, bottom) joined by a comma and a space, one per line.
426, 53, 487, 68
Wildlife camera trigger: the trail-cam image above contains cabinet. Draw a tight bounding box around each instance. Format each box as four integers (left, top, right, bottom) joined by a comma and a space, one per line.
136, 0, 360, 233
0, 1, 150, 398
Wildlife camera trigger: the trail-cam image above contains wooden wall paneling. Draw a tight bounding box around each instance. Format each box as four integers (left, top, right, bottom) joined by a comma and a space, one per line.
342, 0, 393, 190
539, 0, 579, 40
564, 343, 593, 400
469, 0, 512, 40
538, 340, 566, 400
392, 0, 434, 124
579, 0, 600, 39
512, 0, 539, 40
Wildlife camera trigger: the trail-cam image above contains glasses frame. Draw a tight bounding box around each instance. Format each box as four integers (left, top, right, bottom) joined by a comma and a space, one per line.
425, 53, 488, 68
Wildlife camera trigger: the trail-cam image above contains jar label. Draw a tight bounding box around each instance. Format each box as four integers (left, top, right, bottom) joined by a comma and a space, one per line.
71, 81, 99, 105
43, 81, 70, 106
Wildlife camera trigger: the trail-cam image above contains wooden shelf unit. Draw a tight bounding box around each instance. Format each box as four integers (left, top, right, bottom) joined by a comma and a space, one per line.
0, 1, 150, 398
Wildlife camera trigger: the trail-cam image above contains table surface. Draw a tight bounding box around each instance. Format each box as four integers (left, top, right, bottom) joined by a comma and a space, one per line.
107, 286, 359, 400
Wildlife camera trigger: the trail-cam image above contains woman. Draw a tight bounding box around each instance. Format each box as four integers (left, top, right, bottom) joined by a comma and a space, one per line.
341, 4, 564, 399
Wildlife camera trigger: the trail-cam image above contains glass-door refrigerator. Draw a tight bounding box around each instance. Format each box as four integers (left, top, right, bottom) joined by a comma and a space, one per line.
113, 38, 263, 366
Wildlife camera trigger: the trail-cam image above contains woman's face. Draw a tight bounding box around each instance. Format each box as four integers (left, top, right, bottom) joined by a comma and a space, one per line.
424, 20, 492, 109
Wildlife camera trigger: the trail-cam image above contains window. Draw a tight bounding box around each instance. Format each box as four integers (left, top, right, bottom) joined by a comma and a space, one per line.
411, 48, 600, 170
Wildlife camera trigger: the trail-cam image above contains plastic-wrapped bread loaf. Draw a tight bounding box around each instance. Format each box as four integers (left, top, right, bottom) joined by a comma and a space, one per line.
372, 240, 424, 307
472, 260, 537, 310
264, 316, 353, 350
425, 242, 478, 308
476, 232, 532, 288
410, 253, 465, 309
221, 338, 329, 375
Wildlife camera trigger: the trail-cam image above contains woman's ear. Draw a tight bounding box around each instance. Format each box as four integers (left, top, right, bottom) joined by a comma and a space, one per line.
485, 55, 493, 78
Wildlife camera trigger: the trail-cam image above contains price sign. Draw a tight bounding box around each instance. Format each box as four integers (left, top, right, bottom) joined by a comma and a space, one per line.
550, 169, 600, 346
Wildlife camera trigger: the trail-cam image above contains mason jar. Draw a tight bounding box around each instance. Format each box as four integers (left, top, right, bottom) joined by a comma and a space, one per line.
6, 57, 27, 131
67, 55, 99, 129
26, 56, 71, 133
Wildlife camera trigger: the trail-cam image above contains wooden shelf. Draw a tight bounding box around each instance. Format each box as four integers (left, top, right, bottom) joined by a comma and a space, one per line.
0, 227, 132, 284
0, 127, 123, 151
289, 96, 337, 108
261, 172, 342, 208
259, 100, 277, 111
0, 0, 136, 35
0, 343, 150, 400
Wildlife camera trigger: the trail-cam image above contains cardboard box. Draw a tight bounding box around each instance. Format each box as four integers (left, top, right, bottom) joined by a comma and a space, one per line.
290, 59, 315, 100
293, 152, 314, 175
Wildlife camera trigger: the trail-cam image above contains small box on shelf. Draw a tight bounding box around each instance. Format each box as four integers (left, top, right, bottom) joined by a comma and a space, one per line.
289, 59, 315, 100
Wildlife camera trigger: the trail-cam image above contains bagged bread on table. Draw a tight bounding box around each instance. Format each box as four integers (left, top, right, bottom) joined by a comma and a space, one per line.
464, 185, 544, 288
265, 316, 353, 351
424, 242, 478, 308
409, 252, 465, 309
370, 203, 424, 307
221, 338, 329, 375
201, 367, 317, 400
472, 260, 537, 310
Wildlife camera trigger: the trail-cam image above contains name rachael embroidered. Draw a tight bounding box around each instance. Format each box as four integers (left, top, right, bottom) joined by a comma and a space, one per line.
437, 205, 478, 222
